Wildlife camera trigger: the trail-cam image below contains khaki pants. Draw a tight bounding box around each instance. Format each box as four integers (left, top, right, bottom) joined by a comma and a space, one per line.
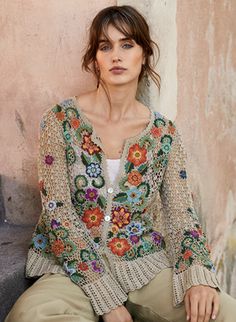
5, 266, 236, 322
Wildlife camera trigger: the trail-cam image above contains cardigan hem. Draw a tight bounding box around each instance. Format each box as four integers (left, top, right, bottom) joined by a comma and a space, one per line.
25, 249, 128, 315
111, 249, 172, 292
172, 264, 221, 307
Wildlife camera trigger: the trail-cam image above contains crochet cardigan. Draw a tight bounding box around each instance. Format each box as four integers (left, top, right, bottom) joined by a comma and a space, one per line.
26, 96, 220, 315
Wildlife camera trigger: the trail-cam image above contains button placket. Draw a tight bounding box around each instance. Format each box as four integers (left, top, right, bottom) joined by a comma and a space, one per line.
104, 186, 113, 222
105, 215, 111, 221
101, 186, 114, 248
107, 187, 114, 194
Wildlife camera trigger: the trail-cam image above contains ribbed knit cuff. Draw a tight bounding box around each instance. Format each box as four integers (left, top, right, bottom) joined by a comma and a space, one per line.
82, 273, 128, 316
173, 265, 221, 306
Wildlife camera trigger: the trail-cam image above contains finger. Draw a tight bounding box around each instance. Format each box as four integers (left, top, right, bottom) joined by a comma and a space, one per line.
190, 295, 198, 322
211, 294, 220, 320
203, 296, 213, 322
198, 296, 206, 322
184, 294, 191, 321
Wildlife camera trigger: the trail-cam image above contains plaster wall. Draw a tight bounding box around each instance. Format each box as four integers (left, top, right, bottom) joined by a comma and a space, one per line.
0, 0, 235, 297
0, 0, 115, 225
176, 0, 236, 295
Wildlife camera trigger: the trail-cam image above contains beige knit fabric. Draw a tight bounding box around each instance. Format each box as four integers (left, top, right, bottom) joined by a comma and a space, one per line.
25, 97, 220, 315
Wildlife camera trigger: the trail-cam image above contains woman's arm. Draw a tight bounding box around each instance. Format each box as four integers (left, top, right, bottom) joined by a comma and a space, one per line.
30, 108, 127, 315
159, 123, 221, 306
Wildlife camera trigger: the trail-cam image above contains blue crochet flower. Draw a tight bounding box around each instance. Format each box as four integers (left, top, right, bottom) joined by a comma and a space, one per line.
180, 170, 187, 179
126, 188, 142, 203
86, 163, 102, 178
40, 119, 46, 131
161, 142, 171, 153
64, 130, 72, 142
33, 234, 48, 250
126, 222, 143, 236
63, 262, 76, 276
60, 99, 73, 108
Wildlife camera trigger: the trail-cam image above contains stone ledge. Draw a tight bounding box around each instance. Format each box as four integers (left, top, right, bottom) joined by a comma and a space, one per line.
0, 225, 34, 322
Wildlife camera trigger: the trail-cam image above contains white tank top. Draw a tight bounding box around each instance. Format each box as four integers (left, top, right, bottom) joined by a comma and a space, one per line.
106, 158, 121, 184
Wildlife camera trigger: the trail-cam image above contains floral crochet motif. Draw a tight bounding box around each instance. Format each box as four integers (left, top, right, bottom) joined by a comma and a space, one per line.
26, 97, 220, 316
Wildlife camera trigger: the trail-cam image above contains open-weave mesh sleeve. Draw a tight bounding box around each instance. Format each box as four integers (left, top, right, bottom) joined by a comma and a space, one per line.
33, 109, 127, 315
160, 124, 221, 306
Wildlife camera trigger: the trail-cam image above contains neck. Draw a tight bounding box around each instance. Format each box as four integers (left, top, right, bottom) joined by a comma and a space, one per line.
94, 80, 139, 122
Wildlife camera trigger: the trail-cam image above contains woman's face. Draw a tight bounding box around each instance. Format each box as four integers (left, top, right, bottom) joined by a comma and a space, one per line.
95, 24, 145, 87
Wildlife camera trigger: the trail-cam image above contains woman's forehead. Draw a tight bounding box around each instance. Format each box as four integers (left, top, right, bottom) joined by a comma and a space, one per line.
98, 22, 133, 41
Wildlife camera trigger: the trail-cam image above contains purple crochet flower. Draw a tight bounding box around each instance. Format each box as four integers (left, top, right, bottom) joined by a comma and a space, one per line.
91, 260, 103, 273
190, 230, 199, 238
85, 188, 98, 201
51, 219, 60, 229
130, 235, 140, 244
151, 231, 164, 246
45, 155, 54, 165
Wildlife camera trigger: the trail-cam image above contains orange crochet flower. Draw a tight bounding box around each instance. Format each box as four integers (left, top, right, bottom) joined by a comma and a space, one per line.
82, 207, 104, 229
127, 144, 147, 166
198, 228, 203, 236
78, 262, 89, 271
111, 225, 119, 234
62, 220, 71, 228
183, 249, 193, 260
55, 111, 65, 121
205, 243, 211, 253
128, 170, 142, 186
108, 237, 131, 256
51, 240, 64, 256
82, 134, 101, 155
70, 118, 80, 129
112, 207, 131, 228
168, 125, 176, 135
38, 180, 44, 191
151, 126, 162, 137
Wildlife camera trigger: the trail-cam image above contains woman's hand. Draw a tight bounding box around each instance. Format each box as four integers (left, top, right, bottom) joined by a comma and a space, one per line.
102, 305, 133, 322
184, 285, 220, 322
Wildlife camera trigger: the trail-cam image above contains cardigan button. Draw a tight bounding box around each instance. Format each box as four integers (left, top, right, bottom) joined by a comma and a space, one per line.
107, 187, 114, 194
105, 215, 111, 222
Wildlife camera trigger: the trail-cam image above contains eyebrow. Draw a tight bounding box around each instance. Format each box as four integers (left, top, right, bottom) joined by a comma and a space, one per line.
98, 37, 133, 44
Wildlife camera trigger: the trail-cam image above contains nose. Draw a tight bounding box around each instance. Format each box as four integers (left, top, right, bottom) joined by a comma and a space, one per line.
112, 45, 122, 63
112, 56, 121, 63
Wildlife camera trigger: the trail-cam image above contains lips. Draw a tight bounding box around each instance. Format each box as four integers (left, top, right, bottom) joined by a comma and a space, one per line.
109, 66, 127, 71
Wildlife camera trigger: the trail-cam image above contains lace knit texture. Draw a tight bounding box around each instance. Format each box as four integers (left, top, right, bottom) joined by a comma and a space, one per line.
26, 97, 221, 315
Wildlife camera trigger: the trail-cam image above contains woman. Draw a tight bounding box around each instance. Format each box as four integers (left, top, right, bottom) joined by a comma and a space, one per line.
5, 5, 236, 322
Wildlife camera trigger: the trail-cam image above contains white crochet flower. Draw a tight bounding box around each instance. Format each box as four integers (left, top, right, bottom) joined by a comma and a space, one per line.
46, 200, 57, 211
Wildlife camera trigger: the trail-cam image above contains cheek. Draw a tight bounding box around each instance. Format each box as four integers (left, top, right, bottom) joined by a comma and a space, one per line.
131, 55, 144, 72
130, 50, 144, 66
95, 53, 103, 67
96, 57, 108, 71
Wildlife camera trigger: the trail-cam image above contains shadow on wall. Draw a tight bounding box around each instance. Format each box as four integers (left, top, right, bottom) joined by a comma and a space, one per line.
0, 224, 35, 322
0, 174, 41, 226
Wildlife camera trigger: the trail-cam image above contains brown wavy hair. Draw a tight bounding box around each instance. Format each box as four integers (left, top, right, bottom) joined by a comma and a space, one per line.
81, 5, 161, 90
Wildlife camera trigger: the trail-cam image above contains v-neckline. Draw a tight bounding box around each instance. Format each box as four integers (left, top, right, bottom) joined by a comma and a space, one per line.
71, 95, 155, 190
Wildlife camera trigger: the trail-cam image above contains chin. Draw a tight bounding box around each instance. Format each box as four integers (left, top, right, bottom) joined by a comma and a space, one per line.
105, 77, 139, 87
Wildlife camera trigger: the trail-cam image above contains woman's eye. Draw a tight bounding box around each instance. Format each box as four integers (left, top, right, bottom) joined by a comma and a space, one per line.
99, 45, 111, 51
122, 43, 133, 49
